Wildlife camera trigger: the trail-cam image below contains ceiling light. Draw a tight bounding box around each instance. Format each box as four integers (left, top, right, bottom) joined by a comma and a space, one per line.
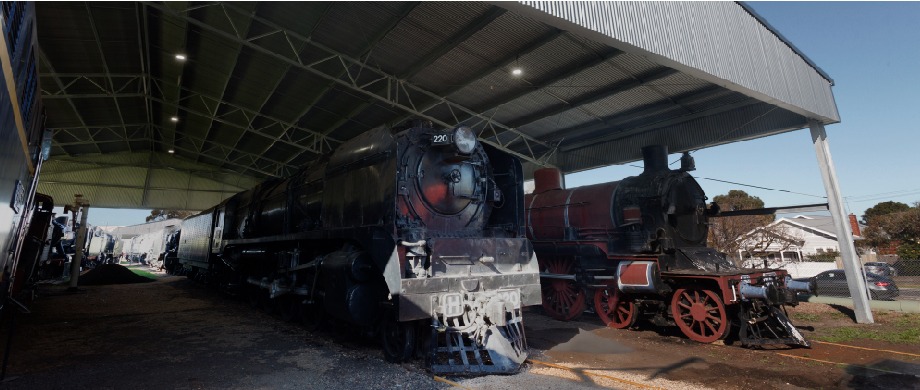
170, 116, 178, 122
168, 149, 175, 154
511, 68, 522, 76
175, 54, 187, 61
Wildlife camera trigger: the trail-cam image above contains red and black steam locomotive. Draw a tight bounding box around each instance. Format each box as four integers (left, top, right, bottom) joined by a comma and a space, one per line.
178, 121, 540, 374
527, 145, 812, 347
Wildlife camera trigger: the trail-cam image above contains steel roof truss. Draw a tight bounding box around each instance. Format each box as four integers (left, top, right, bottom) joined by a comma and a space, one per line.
85, 3, 131, 155
190, 4, 253, 166
148, 78, 337, 156
39, 51, 96, 153
148, 2, 553, 166
153, 124, 296, 176
313, 3, 419, 137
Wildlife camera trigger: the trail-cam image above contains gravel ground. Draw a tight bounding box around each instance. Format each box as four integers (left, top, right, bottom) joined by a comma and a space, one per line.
0, 276, 446, 390
3, 272, 916, 389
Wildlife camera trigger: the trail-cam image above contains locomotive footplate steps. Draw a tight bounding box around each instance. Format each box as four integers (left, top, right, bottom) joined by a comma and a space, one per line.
428, 290, 527, 374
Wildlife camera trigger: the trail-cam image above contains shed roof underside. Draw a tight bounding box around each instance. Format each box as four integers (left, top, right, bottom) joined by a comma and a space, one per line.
35, 1, 839, 210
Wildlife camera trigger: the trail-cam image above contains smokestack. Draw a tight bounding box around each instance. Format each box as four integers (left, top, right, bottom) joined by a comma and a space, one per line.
849, 214, 861, 236
533, 167, 564, 193
642, 145, 669, 174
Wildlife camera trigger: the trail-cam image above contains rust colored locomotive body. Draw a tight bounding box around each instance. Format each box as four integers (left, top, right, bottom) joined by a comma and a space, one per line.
526, 145, 811, 346
178, 122, 540, 374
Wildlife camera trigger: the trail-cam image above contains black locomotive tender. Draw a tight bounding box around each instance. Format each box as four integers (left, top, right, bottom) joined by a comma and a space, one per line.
177, 122, 541, 374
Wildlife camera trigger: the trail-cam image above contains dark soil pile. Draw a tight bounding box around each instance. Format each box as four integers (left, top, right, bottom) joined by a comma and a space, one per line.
79, 264, 156, 286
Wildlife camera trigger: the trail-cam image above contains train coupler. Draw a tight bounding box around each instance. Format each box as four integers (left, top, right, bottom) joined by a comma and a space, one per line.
427, 290, 528, 374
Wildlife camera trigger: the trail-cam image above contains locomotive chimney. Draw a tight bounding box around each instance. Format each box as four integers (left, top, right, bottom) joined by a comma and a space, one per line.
533, 167, 564, 193
641, 145, 669, 174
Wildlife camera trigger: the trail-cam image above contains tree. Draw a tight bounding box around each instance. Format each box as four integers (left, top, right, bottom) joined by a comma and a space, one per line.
860, 202, 920, 258
861, 201, 910, 224
146, 209, 197, 222
737, 222, 804, 262
707, 190, 774, 263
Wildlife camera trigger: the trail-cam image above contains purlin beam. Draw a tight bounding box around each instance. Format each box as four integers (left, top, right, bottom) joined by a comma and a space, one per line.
398, 6, 506, 79
179, 2, 255, 167
49, 122, 297, 178
148, 124, 298, 176
148, 77, 338, 156
85, 3, 132, 154
304, 2, 421, 140
38, 49, 98, 155
40, 180, 244, 195
505, 67, 679, 129
147, 1, 553, 166
231, 2, 337, 166
137, 2, 153, 146
473, 47, 624, 119
559, 92, 758, 153
391, 29, 565, 127
41, 69, 334, 172
46, 155, 257, 187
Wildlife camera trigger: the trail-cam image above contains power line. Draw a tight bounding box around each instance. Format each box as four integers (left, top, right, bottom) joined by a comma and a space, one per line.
695, 177, 827, 199
844, 187, 920, 202
844, 191, 920, 204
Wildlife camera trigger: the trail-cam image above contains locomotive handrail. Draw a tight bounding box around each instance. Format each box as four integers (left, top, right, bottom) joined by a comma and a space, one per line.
524, 201, 590, 210
713, 203, 829, 217
539, 272, 576, 280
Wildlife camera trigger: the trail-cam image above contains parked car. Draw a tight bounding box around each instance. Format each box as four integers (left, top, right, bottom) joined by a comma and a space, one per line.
864, 262, 897, 277
810, 269, 899, 301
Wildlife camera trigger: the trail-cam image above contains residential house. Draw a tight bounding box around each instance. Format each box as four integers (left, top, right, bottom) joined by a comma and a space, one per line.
736, 214, 864, 262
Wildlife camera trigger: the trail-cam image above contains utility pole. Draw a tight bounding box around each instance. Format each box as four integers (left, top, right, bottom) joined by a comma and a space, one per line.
67, 195, 89, 291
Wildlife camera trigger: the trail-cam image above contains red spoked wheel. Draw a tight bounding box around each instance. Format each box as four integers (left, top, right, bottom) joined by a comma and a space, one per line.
594, 286, 637, 329
670, 287, 730, 343
540, 257, 586, 321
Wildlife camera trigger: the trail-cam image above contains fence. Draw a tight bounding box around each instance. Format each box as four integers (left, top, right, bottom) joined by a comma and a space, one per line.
741, 258, 920, 302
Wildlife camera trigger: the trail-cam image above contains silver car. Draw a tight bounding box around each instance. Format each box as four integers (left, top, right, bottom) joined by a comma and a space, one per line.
811, 269, 899, 301
864, 262, 897, 277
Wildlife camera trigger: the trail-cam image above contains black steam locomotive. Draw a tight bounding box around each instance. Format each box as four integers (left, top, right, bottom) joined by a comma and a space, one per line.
527, 145, 812, 347
178, 122, 540, 374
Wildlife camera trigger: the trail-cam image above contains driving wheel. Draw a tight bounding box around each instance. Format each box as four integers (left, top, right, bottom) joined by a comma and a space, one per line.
540, 257, 586, 321
670, 287, 729, 343
594, 286, 637, 329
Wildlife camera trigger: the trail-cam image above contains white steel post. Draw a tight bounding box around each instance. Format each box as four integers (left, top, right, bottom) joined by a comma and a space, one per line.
809, 121, 873, 323
67, 197, 90, 291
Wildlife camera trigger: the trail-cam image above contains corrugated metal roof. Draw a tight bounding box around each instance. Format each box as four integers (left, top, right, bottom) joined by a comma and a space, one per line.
35, 1, 838, 209
510, 1, 839, 122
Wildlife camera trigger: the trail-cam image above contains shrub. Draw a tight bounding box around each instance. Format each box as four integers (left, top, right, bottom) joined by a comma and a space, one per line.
805, 250, 840, 262
897, 241, 920, 260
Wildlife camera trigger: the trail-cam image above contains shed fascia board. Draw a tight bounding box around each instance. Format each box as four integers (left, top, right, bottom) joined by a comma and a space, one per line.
495, 1, 840, 123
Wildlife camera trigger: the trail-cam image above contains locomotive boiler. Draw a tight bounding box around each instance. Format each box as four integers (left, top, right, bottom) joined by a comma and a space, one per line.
178, 121, 540, 374
527, 145, 812, 347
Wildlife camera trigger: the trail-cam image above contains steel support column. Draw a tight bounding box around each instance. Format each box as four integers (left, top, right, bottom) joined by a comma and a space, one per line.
809, 120, 872, 324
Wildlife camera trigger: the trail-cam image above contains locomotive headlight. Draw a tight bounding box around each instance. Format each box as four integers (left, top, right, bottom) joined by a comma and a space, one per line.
452, 126, 477, 154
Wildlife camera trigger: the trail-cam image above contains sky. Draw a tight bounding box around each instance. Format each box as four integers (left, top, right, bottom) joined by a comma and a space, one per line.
76, 2, 920, 227
567, 1, 920, 220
